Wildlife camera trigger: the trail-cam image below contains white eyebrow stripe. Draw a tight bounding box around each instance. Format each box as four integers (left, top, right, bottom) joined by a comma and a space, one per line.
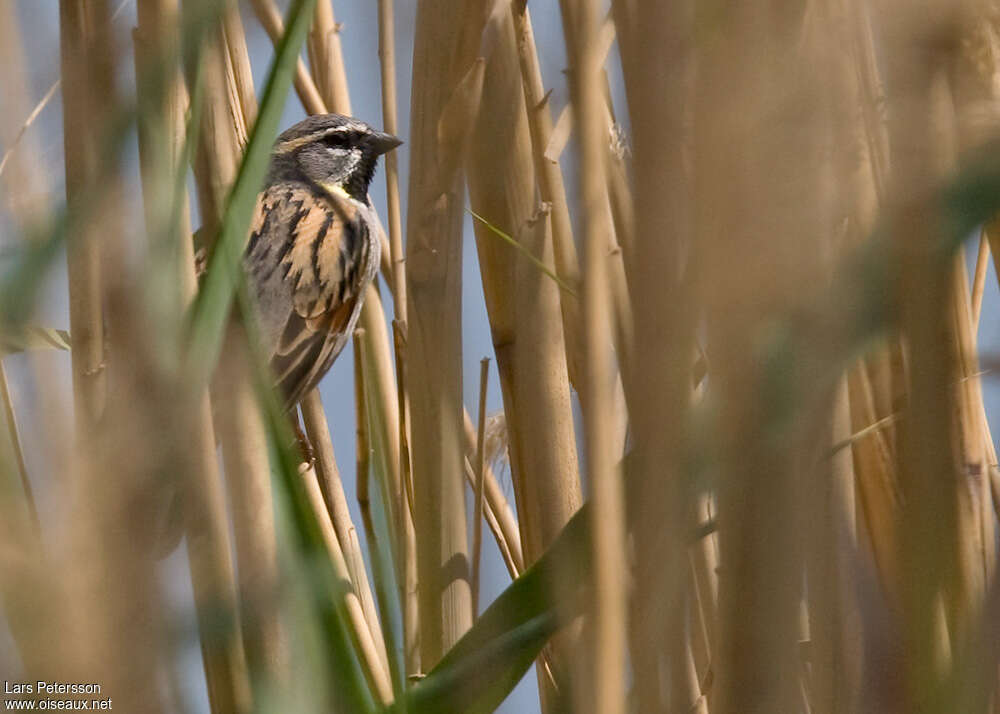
274, 124, 361, 154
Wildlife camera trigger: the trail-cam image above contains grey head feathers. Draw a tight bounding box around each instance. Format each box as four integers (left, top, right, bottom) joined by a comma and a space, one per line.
268, 113, 401, 203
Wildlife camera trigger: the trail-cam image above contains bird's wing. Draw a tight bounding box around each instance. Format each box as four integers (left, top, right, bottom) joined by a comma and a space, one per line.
245, 183, 376, 407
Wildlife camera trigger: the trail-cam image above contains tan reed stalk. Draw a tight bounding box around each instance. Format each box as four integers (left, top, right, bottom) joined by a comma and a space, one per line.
510, 4, 584, 390
467, 7, 582, 573
605, 1, 698, 710
59, 0, 107, 434
137, 0, 253, 703
223, 2, 258, 131
299, 460, 395, 704
301, 389, 388, 667
403, 0, 491, 665
294, 7, 420, 674
198, 7, 289, 686
249, 0, 327, 115
881, 3, 965, 708
59, 2, 185, 709
847, 364, 902, 593
377, 0, 406, 316
807, 376, 862, 714
463, 461, 521, 579
0, 361, 35, 529
688, 495, 718, 685
309, 1, 351, 115
694, 1, 831, 710
461, 413, 525, 574
0, 3, 51, 223
376, 11, 417, 663
216, 324, 288, 685
470, 358, 489, 618
949, 255, 996, 599
183, 6, 279, 709
972, 233, 990, 327
560, 1, 627, 712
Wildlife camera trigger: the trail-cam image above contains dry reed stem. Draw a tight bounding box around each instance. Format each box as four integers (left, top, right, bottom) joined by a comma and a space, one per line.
223, 2, 258, 131
299, 461, 395, 704
510, 5, 584, 390
57, 2, 184, 708
0, 2, 54, 221
377, 10, 415, 640
301, 389, 388, 672
309, 1, 351, 115
950, 255, 996, 600
561, 0, 627, 711
249, 0, 328, 115
0, 360, 36, 529
610, 0, 696, 709
357, 288, 421, 676
377, 0, 406, 317
695, 2, 830, 710
216, 325, 288, 686
198, 5, 289, 692
296, 6, 419, 671
972, 232, 990, 328
807, 377, 861, 714
847, 364, 902, 595
404, 0, 489, 665
882, 3, 966, 706
467, 8, 582, 572
60, 0, 107, 433
461, 412, 525, 573
688, 495, 718, 682
470, 358, 489, 619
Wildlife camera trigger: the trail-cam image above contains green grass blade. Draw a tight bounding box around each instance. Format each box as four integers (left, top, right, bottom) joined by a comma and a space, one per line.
468, 209, 578, 297
183, 0, 318, 386
0, 326, 71, 355
394, 496, 592, 714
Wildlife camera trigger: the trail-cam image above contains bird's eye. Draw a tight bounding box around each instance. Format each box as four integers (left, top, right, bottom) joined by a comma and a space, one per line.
324, 132, 350, 150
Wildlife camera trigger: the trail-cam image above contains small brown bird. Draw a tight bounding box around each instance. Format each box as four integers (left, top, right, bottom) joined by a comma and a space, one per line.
244, 113, 401, 407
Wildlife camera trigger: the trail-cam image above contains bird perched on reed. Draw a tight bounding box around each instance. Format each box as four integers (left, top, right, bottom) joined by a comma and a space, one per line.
243, 113, 401, 408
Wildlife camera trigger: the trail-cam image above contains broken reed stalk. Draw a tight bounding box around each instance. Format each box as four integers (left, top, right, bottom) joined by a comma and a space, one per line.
470, 358, 489, 618
560, 1, 627, 712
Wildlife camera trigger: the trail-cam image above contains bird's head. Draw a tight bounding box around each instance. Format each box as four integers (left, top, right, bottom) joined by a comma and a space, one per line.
270, 113, 402, 202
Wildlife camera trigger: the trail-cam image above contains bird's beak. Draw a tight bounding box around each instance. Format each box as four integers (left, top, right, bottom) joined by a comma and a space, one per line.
369, 131, 403, 155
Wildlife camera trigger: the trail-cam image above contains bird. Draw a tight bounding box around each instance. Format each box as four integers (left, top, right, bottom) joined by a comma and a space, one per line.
242, 113, 401, 409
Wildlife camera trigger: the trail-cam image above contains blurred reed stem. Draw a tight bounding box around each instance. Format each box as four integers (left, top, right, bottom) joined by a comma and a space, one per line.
560, 0, 627, 712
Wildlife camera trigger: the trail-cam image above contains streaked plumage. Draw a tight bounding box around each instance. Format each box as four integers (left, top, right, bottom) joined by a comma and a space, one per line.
244, 114, 400, 407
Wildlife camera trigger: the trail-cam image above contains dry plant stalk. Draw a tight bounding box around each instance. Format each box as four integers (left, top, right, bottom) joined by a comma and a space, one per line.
187, 11, 285, 710
403, 0, 491, 665
560, 1, 627, 712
